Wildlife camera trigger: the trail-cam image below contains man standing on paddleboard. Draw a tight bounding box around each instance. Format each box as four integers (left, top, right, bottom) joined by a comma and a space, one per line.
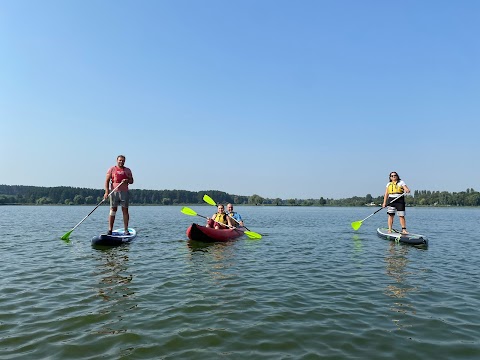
104, 155, 134, 235
382, 171, 410, 234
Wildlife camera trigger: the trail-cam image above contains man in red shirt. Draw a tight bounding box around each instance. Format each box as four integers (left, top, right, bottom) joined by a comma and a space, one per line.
104, 155, 134, 235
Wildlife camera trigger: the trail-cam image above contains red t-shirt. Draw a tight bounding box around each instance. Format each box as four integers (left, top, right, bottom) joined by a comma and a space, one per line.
108, 166, 132, 191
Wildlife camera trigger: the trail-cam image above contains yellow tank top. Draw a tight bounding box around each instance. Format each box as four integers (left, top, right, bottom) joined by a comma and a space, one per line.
387, 182, 404, 194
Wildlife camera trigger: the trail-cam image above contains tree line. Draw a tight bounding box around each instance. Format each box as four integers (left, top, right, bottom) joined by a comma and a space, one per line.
0, 185, 479, 206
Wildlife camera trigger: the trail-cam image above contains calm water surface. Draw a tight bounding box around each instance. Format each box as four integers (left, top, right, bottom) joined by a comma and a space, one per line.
1, 205, 479, 359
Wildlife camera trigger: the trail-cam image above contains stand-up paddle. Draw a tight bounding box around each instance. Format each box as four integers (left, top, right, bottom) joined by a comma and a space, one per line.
351, 193, 405, 231
61, 182, 123, 241
181, 206, 262, 239
202, 194, 262, 239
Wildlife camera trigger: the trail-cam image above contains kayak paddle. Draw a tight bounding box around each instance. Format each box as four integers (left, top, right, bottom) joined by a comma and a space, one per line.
181, 206, 262, 239
351, 193, 406, 231
181, 206, 209, 220
60, 182, 123, 241
203, 194, 217, 207
202, 194, 262, 239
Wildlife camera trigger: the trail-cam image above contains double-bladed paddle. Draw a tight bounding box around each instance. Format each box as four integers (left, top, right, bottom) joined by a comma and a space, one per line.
60, 182, 123, 241
351, 193, 406, 231
202, 194, 262, 239
181, 206, 262, 239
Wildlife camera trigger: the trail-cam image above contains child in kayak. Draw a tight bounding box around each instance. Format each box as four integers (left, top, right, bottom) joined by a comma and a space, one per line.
206, 204, 233, 229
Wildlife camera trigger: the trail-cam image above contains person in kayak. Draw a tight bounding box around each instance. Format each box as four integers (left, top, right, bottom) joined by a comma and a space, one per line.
206, 204, 231, 229
382, 171, 410, 234
227, 203, 244, 227
104, 155, 134, 235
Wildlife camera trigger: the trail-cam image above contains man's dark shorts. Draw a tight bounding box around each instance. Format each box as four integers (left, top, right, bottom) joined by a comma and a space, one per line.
110, 191, 129, 207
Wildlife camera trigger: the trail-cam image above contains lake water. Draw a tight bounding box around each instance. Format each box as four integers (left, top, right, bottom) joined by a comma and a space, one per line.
1, 205, 479, 359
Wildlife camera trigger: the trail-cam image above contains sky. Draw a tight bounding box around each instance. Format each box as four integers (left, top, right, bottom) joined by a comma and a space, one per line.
1, 0, 478, 199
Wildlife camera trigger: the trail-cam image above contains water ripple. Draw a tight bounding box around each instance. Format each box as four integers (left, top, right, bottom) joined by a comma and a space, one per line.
1, 206, 480, 359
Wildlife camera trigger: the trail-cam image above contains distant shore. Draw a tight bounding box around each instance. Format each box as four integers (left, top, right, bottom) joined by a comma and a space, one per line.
1, 184, 479, 207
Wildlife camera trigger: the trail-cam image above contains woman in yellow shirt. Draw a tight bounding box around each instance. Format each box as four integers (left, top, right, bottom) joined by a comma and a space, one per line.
382, 171, 410, 234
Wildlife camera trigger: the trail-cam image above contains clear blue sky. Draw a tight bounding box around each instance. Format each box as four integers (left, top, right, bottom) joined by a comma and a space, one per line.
1, 1, 478, 199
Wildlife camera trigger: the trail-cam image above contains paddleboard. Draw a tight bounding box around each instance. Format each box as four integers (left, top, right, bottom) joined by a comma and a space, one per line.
91, 228, 137, 246
376, 228, 428, 247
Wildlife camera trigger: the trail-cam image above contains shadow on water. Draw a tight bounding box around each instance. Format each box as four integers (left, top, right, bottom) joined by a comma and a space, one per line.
91, 246, 137, 335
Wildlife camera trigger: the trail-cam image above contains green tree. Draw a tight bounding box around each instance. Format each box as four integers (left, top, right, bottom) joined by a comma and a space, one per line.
85, 196, 95, 204
73, 195, 85, 205
466, 193, 480, 206
36, 197, 53, 205
249, 194, 264, 205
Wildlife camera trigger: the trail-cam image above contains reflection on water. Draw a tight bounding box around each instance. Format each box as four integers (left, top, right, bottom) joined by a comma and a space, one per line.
2, 206, 480, 359
351, 234, 364, 253
384, 243, 417, 328
186, 240, 238, 283
92, 246, 136, 334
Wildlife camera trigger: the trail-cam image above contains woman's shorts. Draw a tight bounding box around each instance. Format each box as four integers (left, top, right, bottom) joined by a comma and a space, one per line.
387, 196, 405, 216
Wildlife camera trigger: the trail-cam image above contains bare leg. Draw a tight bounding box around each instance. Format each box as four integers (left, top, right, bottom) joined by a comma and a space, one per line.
109, 206, 117, 232
387, 214, 394, 232
122, 207, 129, 232
399, 216, 407, 233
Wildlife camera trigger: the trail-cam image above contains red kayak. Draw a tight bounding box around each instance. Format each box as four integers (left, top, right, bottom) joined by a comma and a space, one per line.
186, 223, 245, 242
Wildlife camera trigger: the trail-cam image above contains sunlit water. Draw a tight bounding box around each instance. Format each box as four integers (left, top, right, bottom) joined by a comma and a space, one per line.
1, 205, 479, 359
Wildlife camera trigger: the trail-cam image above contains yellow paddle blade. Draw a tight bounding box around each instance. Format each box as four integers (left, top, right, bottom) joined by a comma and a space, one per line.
60, 230, 73, 240
245, 230, 262, 239
351, 221, 362, 231
181, 207, 197, 216
203, 194, 217, 206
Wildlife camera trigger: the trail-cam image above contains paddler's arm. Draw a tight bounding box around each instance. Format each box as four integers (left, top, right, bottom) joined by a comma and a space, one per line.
382, 187, 389, 208
127, 169, 134, 185
104, 171, 112, 199
237, 214, 244, 227
232, 214, 244, 227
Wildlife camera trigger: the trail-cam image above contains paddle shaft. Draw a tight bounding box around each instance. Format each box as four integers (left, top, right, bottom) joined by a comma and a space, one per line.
222, 216, 261, 239
360, 193, 406, 222
227, 213, 251, 231
208, 214, 241, 230
68, 182, 123, 233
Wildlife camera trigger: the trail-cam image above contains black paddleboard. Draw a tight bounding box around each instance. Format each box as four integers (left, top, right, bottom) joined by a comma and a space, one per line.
376, 228, 428, 247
